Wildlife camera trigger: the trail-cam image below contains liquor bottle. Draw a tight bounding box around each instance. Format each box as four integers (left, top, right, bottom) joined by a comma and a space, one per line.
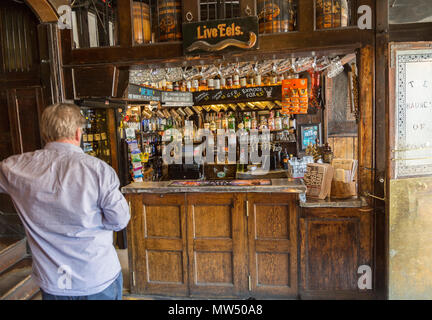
199, 78, 208, 91
204, 114, 210, 131
247, 75, 255, 87
282, 114, 290, 130
167, 81, 173, 91
240, 77, 247, 88
208, 78, 215, 90
180, 81, 187, 92
228, 112, 236, 130
216, 113, 222, 129
233, 75, 240, 88
260, 115, 268, 130
222, 112, 229, 130
244, 112, 251, 131
186, 81, 192, 92
192, 79, 199, 92
214, 78, 221, 90
254, 74, 262, 87
268, 111, 275, 131
226, 76, 233, 89
173, 82, 180, 91
251, 112, 258, 130
210, 114, 217, 133
275, 111, 282, 131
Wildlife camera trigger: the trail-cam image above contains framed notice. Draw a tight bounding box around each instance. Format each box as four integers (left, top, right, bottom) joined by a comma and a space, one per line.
390, 44, 432, 179
298, 123, 322, 152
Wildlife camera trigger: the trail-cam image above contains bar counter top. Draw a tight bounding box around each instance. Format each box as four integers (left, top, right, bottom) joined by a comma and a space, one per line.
121, 178, 307, 194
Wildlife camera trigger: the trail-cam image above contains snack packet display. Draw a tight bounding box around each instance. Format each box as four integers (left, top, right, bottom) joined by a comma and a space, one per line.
281, 79, 308, 114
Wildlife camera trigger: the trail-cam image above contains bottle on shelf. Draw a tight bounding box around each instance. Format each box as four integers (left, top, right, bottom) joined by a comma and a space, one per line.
222, 112, 229, 130
210, 114, 217, 133
268, 111, 275, 131
251, 112, 258, 130
244, 112, 251, 131
275, 111, 282, 131
228, 112, 236, 131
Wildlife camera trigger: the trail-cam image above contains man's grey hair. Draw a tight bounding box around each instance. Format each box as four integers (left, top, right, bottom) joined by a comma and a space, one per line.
40, 103, 86, 143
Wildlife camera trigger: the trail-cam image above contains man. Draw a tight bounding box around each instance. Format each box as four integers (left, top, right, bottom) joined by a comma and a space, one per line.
0, 103, 130, 300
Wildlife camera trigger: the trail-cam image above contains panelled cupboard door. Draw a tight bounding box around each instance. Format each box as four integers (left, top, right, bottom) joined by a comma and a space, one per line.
247, 193, 298, 298
186, 193, 248, 298
7, 86, 44, 154
299, 207, 374, 299
126, 194, 189, 296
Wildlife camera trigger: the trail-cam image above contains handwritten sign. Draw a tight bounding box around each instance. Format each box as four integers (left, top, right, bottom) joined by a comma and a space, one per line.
193, 86, 281, 105
394, 49, 432, 178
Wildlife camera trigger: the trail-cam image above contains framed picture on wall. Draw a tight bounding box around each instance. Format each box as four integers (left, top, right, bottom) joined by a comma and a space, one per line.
298, 123, 322, 153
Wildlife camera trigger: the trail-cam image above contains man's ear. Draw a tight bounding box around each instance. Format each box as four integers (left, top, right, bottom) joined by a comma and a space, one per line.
75, 127, 82, 144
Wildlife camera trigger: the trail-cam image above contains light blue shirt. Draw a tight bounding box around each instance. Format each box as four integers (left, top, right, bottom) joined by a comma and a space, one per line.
0, 142, 130, 296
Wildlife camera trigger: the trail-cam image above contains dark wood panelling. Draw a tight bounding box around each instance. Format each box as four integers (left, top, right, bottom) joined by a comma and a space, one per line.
7, 87, 44, 155
187, 193, 248, 298
299, 207, 374, 299
72, 66, 115, 98
126, 193, 189, 296
247, 193, 298, 298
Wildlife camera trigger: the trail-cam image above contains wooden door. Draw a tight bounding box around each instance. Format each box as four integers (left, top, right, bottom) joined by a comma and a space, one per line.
6, 86, 44, 154
299, 207, 374, 299
126, 193, 189, 296
247, 193, 298, 298
186, 193, 248, 298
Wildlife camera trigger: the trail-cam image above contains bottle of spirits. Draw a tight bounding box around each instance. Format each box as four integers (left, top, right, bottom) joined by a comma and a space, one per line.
275, 111, 282, 131
199, 78, 208, 91
192, 79, 199, 92
226, 76, 233, 89
228, 112, 236, 131
260, 115, 268, 130
251, 112, 258, 130
282, 114, 290, 130
222, 112, 229, 130
268, 111, 275, 131
210, 114, 217, 133
204, 114, 210, 131
255, 74, 262, 87
244, 112, 251, 131
216, 112, 222, 129
208, 78, 215, 90
233, 75, 240, 88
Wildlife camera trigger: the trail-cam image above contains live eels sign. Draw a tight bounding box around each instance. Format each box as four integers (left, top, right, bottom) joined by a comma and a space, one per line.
182, 16, 259, 55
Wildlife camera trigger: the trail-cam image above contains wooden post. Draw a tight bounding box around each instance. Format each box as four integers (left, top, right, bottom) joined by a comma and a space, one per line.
358, 45, 374, 205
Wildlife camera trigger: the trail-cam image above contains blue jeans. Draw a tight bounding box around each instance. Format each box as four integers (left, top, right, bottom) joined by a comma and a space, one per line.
41, 272, 123, 300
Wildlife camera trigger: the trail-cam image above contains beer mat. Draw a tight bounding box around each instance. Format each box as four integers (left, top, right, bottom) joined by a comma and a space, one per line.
169, 180, 272, 187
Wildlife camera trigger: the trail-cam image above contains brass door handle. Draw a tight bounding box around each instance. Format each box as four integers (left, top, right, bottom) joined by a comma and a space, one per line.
364, 177, 386, 201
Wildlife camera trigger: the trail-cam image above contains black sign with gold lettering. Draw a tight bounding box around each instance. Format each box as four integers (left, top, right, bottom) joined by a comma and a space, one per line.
182, 16, 259, 55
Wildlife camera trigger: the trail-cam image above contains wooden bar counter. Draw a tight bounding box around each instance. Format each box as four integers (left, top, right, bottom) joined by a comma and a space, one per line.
122, 179, 374, 299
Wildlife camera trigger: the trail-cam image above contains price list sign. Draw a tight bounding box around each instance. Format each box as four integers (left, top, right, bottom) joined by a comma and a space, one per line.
394, 49, 432, 178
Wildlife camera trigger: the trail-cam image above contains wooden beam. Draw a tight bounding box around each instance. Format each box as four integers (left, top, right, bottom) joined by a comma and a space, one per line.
62, 29, 374, 67
358, 45, 374, 205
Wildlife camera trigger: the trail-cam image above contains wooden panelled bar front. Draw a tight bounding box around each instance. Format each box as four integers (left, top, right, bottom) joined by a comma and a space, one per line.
123, 181, 373, 299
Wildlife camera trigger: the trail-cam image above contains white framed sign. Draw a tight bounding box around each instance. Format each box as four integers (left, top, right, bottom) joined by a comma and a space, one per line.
391, 45, 432, 179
